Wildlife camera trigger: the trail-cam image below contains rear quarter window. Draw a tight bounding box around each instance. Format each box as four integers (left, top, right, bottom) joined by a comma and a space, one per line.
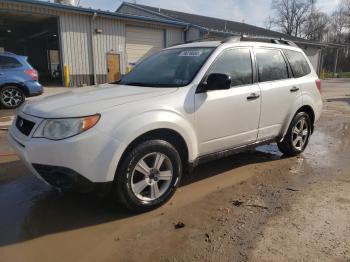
284, 50, 311, 78
0, 56, 22, 69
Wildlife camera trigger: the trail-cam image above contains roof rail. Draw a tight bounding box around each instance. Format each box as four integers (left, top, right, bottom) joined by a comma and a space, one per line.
221, 35, 298, 47
220, 35, 242, 43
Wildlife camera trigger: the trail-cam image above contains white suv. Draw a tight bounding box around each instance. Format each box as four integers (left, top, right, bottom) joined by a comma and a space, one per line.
8, 37, 323, 212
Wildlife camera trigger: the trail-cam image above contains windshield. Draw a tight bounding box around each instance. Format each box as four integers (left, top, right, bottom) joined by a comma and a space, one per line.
119, 47, 215, 87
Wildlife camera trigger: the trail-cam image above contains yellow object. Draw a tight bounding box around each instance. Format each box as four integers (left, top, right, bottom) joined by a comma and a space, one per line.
64, 64, 70, 88
321, 69, 325, 80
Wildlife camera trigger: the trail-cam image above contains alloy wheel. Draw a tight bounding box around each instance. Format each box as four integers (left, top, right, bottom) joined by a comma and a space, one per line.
1, 88, 23, 107
131, 152, 174, 201
292, 118, 309, 151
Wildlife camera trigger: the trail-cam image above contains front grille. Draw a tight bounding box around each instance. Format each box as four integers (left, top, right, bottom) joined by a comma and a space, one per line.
16, 116, 35, 136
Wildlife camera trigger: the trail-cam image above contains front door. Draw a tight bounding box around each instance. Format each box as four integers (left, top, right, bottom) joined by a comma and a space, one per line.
195, 48, 261, 156
107, 53, 121, 83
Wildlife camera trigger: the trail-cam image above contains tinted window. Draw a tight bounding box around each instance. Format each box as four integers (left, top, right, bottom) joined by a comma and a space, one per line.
284, 50, 311, 78
255, 49, 289, 82
0, 56, 22, 69
208, 48, 253, 87
120, 47, 214, 87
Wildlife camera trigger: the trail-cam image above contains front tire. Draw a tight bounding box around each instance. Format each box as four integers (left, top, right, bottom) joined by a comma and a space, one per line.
115, 140, 182, 213
0, 86, 25, 109
277, 112, 312, 156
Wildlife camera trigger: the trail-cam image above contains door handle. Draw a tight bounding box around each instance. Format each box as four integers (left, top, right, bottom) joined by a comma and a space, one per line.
290, 86, 300, 93
247, 93, 260, 101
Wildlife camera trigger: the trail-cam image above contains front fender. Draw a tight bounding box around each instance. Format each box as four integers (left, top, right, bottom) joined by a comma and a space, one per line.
104, 110, 198, 182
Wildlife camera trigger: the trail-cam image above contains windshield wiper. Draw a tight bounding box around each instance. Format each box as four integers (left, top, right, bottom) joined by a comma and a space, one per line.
120, 82, 177, 88
120, 82, 149, 86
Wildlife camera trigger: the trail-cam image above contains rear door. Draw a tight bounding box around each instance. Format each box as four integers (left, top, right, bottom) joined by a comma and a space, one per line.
0, 55, 24, 83
195, 47, 261, 155
254, 48, 302, 140
0, 56, 6, 85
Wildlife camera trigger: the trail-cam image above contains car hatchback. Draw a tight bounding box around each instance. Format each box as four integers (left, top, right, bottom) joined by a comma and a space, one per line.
0, 52, 43, 109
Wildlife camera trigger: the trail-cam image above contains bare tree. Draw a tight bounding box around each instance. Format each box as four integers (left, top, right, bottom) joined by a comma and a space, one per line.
302, 11, 329, 41
264, 16, 274, 30
330, 2, 348, 43
270, 0, 313, 37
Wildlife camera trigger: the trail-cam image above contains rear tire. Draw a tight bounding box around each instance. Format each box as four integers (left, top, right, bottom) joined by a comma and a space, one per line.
114, 140, 182, 213
0, 86, 25, 109
277, 112, 312, 156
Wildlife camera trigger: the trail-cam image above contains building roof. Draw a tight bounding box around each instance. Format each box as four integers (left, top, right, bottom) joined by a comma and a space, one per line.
3, 0, 190, 28
117, 2, 327, 47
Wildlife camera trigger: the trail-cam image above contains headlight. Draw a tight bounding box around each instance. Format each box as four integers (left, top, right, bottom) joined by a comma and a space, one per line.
33, 114, 100, 140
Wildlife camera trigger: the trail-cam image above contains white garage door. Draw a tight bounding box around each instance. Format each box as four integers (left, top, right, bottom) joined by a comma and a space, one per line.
126, 26, 164, 66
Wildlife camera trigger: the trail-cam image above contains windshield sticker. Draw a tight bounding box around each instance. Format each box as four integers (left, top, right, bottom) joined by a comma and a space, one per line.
174, 79, 188, 85
179, 50, 203, 57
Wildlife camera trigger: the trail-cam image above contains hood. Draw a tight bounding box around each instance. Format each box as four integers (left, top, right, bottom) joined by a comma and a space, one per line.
22, 84, 177, 118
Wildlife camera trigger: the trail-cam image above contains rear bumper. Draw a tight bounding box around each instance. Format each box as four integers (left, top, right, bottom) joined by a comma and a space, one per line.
24, 81, 43, 97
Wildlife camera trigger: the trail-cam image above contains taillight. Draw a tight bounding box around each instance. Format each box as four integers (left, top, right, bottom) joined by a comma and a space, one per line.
315, 79, 321, 93
25, 69, 38, 81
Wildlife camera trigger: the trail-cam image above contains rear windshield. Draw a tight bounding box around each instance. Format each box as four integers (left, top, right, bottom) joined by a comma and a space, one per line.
284, 50, 311, 78
120, 47, 215, 87
0, 56, 22, 69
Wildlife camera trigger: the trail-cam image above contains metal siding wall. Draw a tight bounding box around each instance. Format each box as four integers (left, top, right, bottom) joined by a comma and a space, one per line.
0, 1, 93, 86
60, 12, 92, 86
166, 28, 185, 47
0, 1, 58, 15
92, 16, 126, 84
186, 27, 200, 42
302, 47, 321, 74
0, 1, 186, 86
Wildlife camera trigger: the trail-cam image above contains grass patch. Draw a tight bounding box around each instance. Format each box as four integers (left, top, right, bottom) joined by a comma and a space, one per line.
324, 72, 350, 79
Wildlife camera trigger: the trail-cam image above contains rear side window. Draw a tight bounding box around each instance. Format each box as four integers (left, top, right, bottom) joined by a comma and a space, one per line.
255, 49, 289, 82
284, 50, 311, 78
208, 48, 253, 87
0, 56, 22, 69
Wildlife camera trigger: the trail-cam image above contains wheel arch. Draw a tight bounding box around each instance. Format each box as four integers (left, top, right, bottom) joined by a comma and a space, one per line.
296, 105, 315, 132
118, 128, 189, 173
280, 104, 316, 141
0, 82, 29, 96
104, 109, 199, 182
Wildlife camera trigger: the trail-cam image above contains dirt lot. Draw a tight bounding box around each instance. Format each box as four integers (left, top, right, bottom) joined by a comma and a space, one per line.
0, 79, 349, 262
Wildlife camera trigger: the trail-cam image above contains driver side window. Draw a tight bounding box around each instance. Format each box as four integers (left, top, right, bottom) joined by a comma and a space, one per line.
208, 48, 253, 87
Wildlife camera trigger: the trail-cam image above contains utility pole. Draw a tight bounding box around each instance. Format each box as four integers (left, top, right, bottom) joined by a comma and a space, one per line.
333, 48, 339, 78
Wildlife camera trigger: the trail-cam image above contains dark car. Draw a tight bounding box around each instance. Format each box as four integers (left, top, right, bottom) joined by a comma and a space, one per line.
0, 52, 43, 109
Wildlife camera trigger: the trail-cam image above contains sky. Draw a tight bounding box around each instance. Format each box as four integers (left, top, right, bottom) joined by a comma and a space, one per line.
51, 0, 341, 27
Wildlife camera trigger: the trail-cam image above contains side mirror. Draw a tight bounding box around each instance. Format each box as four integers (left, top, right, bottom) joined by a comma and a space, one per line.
199, 73, 232, 93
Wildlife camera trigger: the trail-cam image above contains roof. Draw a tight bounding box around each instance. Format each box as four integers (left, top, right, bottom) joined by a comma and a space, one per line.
117, 2, 327, 47
2, 0, 190, 28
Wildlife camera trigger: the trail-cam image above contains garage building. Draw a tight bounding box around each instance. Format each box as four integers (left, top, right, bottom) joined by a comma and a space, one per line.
0, 0, 327, 87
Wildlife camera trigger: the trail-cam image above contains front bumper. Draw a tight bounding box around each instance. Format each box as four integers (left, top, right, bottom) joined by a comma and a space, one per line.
8, 112, 125, 192
32, 164, 112, 193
